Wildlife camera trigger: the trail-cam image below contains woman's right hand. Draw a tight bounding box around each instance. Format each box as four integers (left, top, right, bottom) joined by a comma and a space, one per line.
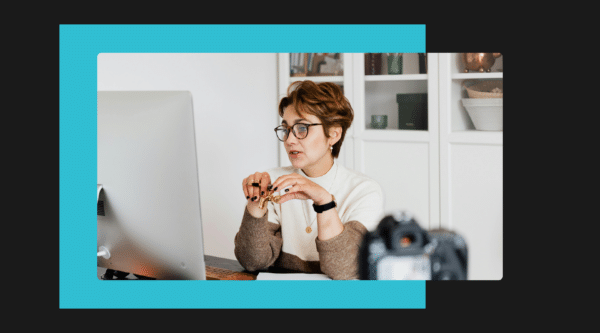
243, 171, 272, 218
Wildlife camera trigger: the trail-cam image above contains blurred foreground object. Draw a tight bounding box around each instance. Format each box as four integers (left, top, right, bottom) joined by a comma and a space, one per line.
359, 211, 468, 280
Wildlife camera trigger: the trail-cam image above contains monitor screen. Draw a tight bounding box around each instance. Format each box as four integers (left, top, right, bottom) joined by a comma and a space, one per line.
97, 91, 206, 280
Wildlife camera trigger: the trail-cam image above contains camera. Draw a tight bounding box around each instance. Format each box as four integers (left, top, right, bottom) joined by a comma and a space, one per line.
359, 211, 468, 280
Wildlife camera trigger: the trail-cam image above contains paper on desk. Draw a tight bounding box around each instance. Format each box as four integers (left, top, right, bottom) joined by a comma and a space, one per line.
256, 272, 332, 280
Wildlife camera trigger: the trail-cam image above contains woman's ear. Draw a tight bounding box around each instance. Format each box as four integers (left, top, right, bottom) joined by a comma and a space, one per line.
328, 126, 342, 146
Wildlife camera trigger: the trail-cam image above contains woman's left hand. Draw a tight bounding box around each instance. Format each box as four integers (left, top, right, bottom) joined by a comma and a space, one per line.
271, 173, 332, 205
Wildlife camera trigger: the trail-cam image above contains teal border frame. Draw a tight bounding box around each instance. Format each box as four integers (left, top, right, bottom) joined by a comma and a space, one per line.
59, 24, 426, 308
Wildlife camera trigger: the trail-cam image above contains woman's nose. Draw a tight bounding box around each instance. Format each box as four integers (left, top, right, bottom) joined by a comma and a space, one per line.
285, 131, 298, 145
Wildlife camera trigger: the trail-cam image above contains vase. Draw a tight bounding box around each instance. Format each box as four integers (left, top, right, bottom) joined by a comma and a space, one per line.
387, 53, 403, 74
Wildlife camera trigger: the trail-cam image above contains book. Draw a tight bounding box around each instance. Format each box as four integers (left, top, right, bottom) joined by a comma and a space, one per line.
364, 53, 382, 75
418, 53, 427, 74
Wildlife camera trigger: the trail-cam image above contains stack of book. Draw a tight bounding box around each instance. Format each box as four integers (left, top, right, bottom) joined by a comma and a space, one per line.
291, 53, 323, 76
290, 53, 307, 76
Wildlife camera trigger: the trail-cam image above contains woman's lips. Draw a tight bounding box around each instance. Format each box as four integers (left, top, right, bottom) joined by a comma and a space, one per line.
289, 151, 302, 158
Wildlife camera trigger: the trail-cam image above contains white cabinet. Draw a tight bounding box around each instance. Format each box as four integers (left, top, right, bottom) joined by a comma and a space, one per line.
438, 53, 503, 280
278, 53, 503, 280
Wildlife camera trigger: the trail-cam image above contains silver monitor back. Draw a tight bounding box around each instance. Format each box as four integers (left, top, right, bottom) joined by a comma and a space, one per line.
97, 91, 206, 280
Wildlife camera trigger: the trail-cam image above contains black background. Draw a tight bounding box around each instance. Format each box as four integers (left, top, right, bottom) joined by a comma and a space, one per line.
47, 21, 536, 324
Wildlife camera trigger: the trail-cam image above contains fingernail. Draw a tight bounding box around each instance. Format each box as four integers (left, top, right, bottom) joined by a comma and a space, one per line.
252, 196, 257, 201
273, 187, 278, 191
246, 196, 250, 199
261, 191, 265, 196
285, 188, 289, 192
267, 184, 273, 191
252, 183, 260, 187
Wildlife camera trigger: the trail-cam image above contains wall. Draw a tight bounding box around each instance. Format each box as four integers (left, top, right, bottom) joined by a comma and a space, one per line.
97, 53, 279, 260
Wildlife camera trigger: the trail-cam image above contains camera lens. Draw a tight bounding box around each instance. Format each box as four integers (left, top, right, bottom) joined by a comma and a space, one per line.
400, 234, 415, 248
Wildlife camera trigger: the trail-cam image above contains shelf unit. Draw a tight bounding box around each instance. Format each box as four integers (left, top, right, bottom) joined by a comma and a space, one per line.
354, 53, 440, 231
438, 53, 503, 280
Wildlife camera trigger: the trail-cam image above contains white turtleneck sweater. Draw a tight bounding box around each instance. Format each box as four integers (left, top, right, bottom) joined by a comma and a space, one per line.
234, 159, 384, 279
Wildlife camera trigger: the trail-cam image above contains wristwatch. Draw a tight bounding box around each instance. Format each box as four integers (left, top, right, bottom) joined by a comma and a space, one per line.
313, 195, 337, 213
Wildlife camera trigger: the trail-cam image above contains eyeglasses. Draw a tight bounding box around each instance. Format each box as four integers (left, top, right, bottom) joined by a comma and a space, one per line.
274, 123, 322, 142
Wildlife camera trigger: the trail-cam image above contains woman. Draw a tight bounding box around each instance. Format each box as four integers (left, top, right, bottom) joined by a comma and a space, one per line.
234, 80, 384, 280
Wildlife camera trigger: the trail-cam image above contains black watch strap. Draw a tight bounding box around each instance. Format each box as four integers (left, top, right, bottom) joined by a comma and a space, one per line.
313, 195, 336, 213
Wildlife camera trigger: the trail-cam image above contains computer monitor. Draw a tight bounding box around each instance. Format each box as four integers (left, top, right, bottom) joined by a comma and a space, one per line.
97, 91, 206, 280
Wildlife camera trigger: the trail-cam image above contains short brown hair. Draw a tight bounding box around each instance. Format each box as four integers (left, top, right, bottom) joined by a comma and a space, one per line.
278, 81, 354, 158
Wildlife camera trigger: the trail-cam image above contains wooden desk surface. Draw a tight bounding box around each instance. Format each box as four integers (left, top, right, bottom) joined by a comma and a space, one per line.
204, 255, 257, 280
97, 255, 258, 280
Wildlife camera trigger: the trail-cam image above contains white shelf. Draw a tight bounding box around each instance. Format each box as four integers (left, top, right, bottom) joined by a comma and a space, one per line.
289, 75, 344, 83
357, 129, 430, 143
448, 130, 503, 145
451, 72, 503, 80
365, 74, 428, 81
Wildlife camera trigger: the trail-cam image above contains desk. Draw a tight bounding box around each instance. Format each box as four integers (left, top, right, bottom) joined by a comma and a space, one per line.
97, 255, 302, 280
97, 255, 257, 280
204, 255, 257, 280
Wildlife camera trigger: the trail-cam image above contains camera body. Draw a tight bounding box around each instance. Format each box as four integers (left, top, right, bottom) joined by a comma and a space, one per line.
359, 212, 468, 280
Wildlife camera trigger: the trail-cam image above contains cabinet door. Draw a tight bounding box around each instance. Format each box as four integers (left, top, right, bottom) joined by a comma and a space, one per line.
353, 53, 439, 230
362, 141, 431, 227
444, 144, 503, 280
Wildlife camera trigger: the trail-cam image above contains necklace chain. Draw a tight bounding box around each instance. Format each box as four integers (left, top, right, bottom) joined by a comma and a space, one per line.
302, 162, 338, 233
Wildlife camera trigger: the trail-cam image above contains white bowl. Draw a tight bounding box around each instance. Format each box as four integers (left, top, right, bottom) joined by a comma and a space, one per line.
461, 98, 503, 131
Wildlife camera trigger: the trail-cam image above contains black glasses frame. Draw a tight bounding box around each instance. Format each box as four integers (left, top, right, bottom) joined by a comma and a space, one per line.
274, 123, 322, 142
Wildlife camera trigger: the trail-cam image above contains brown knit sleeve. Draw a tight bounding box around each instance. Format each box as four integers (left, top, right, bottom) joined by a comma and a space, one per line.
234, 206, 283, 272
315, 220, 368, 280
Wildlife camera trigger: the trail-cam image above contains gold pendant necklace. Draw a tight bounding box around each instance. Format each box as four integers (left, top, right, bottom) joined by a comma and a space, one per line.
302, 162, 338, 234
303, 203, 316, 233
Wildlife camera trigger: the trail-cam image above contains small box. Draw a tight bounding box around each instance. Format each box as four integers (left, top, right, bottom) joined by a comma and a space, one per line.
397, 93, 428, 130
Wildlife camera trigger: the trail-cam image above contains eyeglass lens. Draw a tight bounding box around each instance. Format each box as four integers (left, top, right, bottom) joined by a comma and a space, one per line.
276, 124, 309, 141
